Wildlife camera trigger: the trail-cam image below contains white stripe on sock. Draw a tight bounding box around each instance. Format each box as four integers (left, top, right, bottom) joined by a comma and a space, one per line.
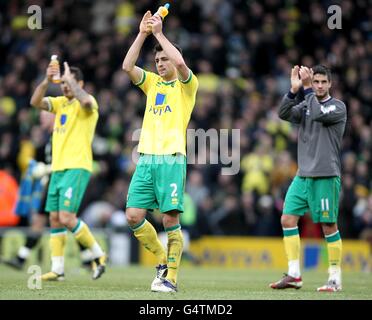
328, 266, 341, 283
80, 249, 94, 262
283, 227, 298, 231
50, 231, 67, 237
90, 242, 104, 259
51, 256, 64, 275
325, 230, 339, 238
18, 246, 31, 259
288, 260, 301, 278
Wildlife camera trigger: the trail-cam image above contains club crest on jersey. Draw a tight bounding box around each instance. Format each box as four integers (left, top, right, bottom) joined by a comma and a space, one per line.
60, 114, 67, 125
320, 104, 336, 114
155, 93, 166, 106
148, 93, 172, 115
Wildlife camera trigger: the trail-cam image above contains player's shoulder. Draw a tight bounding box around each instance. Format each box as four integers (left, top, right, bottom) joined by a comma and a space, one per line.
88, 94, 99, 109
190, 69, 198, 80
178, 69, 198, 90
190, 69, 199, 84
181, 69, 198, 83
47, 95, 67, 108
88, 94, 98, 103
330, 97, 346, 109
143, 69, 159, 79
141, 69, 161, 85
50, 95, 67, 102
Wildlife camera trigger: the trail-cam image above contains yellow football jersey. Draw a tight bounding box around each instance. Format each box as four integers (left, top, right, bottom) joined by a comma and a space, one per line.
135, 69, 198, 155
47, 95, 99, 172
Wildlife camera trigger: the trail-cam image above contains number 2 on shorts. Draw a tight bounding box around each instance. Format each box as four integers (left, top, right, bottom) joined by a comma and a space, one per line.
170, 183, 178, 197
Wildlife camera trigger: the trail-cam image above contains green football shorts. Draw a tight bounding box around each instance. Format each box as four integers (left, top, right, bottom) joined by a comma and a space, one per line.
127, 154, 187, 213
283, 176, 341, 223
45, 169, 91, 213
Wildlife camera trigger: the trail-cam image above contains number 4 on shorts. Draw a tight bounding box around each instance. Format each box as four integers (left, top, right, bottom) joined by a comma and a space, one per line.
64, 187, 73, 199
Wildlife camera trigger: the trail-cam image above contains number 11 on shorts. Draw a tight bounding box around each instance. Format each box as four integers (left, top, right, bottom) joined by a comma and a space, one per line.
321, 198, 329, 211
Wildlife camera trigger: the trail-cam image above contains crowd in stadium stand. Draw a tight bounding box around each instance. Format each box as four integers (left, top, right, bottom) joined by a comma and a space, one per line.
0, 0, 371, 241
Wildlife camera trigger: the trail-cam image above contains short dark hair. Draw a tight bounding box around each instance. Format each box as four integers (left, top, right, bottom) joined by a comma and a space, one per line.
153, 43, 183, 55
312, 65, 331, 82
69, 66, 84, 82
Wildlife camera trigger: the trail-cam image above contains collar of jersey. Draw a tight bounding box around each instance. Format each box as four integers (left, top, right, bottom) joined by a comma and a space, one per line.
161, 79, 177, 85
320, 96, 332, 103
65, 97, 76, 104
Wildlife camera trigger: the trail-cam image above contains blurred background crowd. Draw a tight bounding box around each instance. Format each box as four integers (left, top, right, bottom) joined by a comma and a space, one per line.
0, 0, 371, 242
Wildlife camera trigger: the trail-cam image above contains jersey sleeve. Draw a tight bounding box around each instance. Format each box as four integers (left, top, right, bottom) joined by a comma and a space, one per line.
80, 95, 99, 118
89, 95, 99, 111
46, 96, 63, 114
135, 69, 158, 95
179, 69, 198, 97
278, 93, 306, 124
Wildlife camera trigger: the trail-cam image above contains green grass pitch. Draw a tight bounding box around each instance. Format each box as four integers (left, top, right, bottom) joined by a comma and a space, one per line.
0, 264, 371, 300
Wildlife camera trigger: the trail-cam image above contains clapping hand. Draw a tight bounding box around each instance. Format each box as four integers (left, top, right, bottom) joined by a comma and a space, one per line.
290, 65, 302, 94
299, 66, 314, 89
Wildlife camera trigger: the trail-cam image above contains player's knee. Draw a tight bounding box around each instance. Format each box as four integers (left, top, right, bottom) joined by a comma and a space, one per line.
321, 223, 338, 235
58, 212, 76, 228
126, 215, 140, 226
281, 214, 297, 228
162, 211, 180, 229
125, 208, 144, 226
49, 213, 60, 228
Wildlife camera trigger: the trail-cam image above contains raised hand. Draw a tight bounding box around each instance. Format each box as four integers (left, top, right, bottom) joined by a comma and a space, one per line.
148, 15, 163, 35
139, 10, 152, 35
299, 66, 313, 88
290, 65, 302, 93
62, 61, 72, 81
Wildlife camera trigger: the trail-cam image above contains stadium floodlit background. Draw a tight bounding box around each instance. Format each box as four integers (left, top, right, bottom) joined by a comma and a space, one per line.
0, 0, 371, 300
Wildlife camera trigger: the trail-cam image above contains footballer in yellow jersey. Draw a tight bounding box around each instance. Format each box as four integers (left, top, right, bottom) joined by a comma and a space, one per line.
30, 61, 106, 281
135, 68, 198, 155
122, 11, 198, 292
46, 95, 98, 172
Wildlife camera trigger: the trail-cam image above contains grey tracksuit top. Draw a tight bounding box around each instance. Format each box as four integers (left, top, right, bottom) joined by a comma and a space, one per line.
278, 89, 347, 177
